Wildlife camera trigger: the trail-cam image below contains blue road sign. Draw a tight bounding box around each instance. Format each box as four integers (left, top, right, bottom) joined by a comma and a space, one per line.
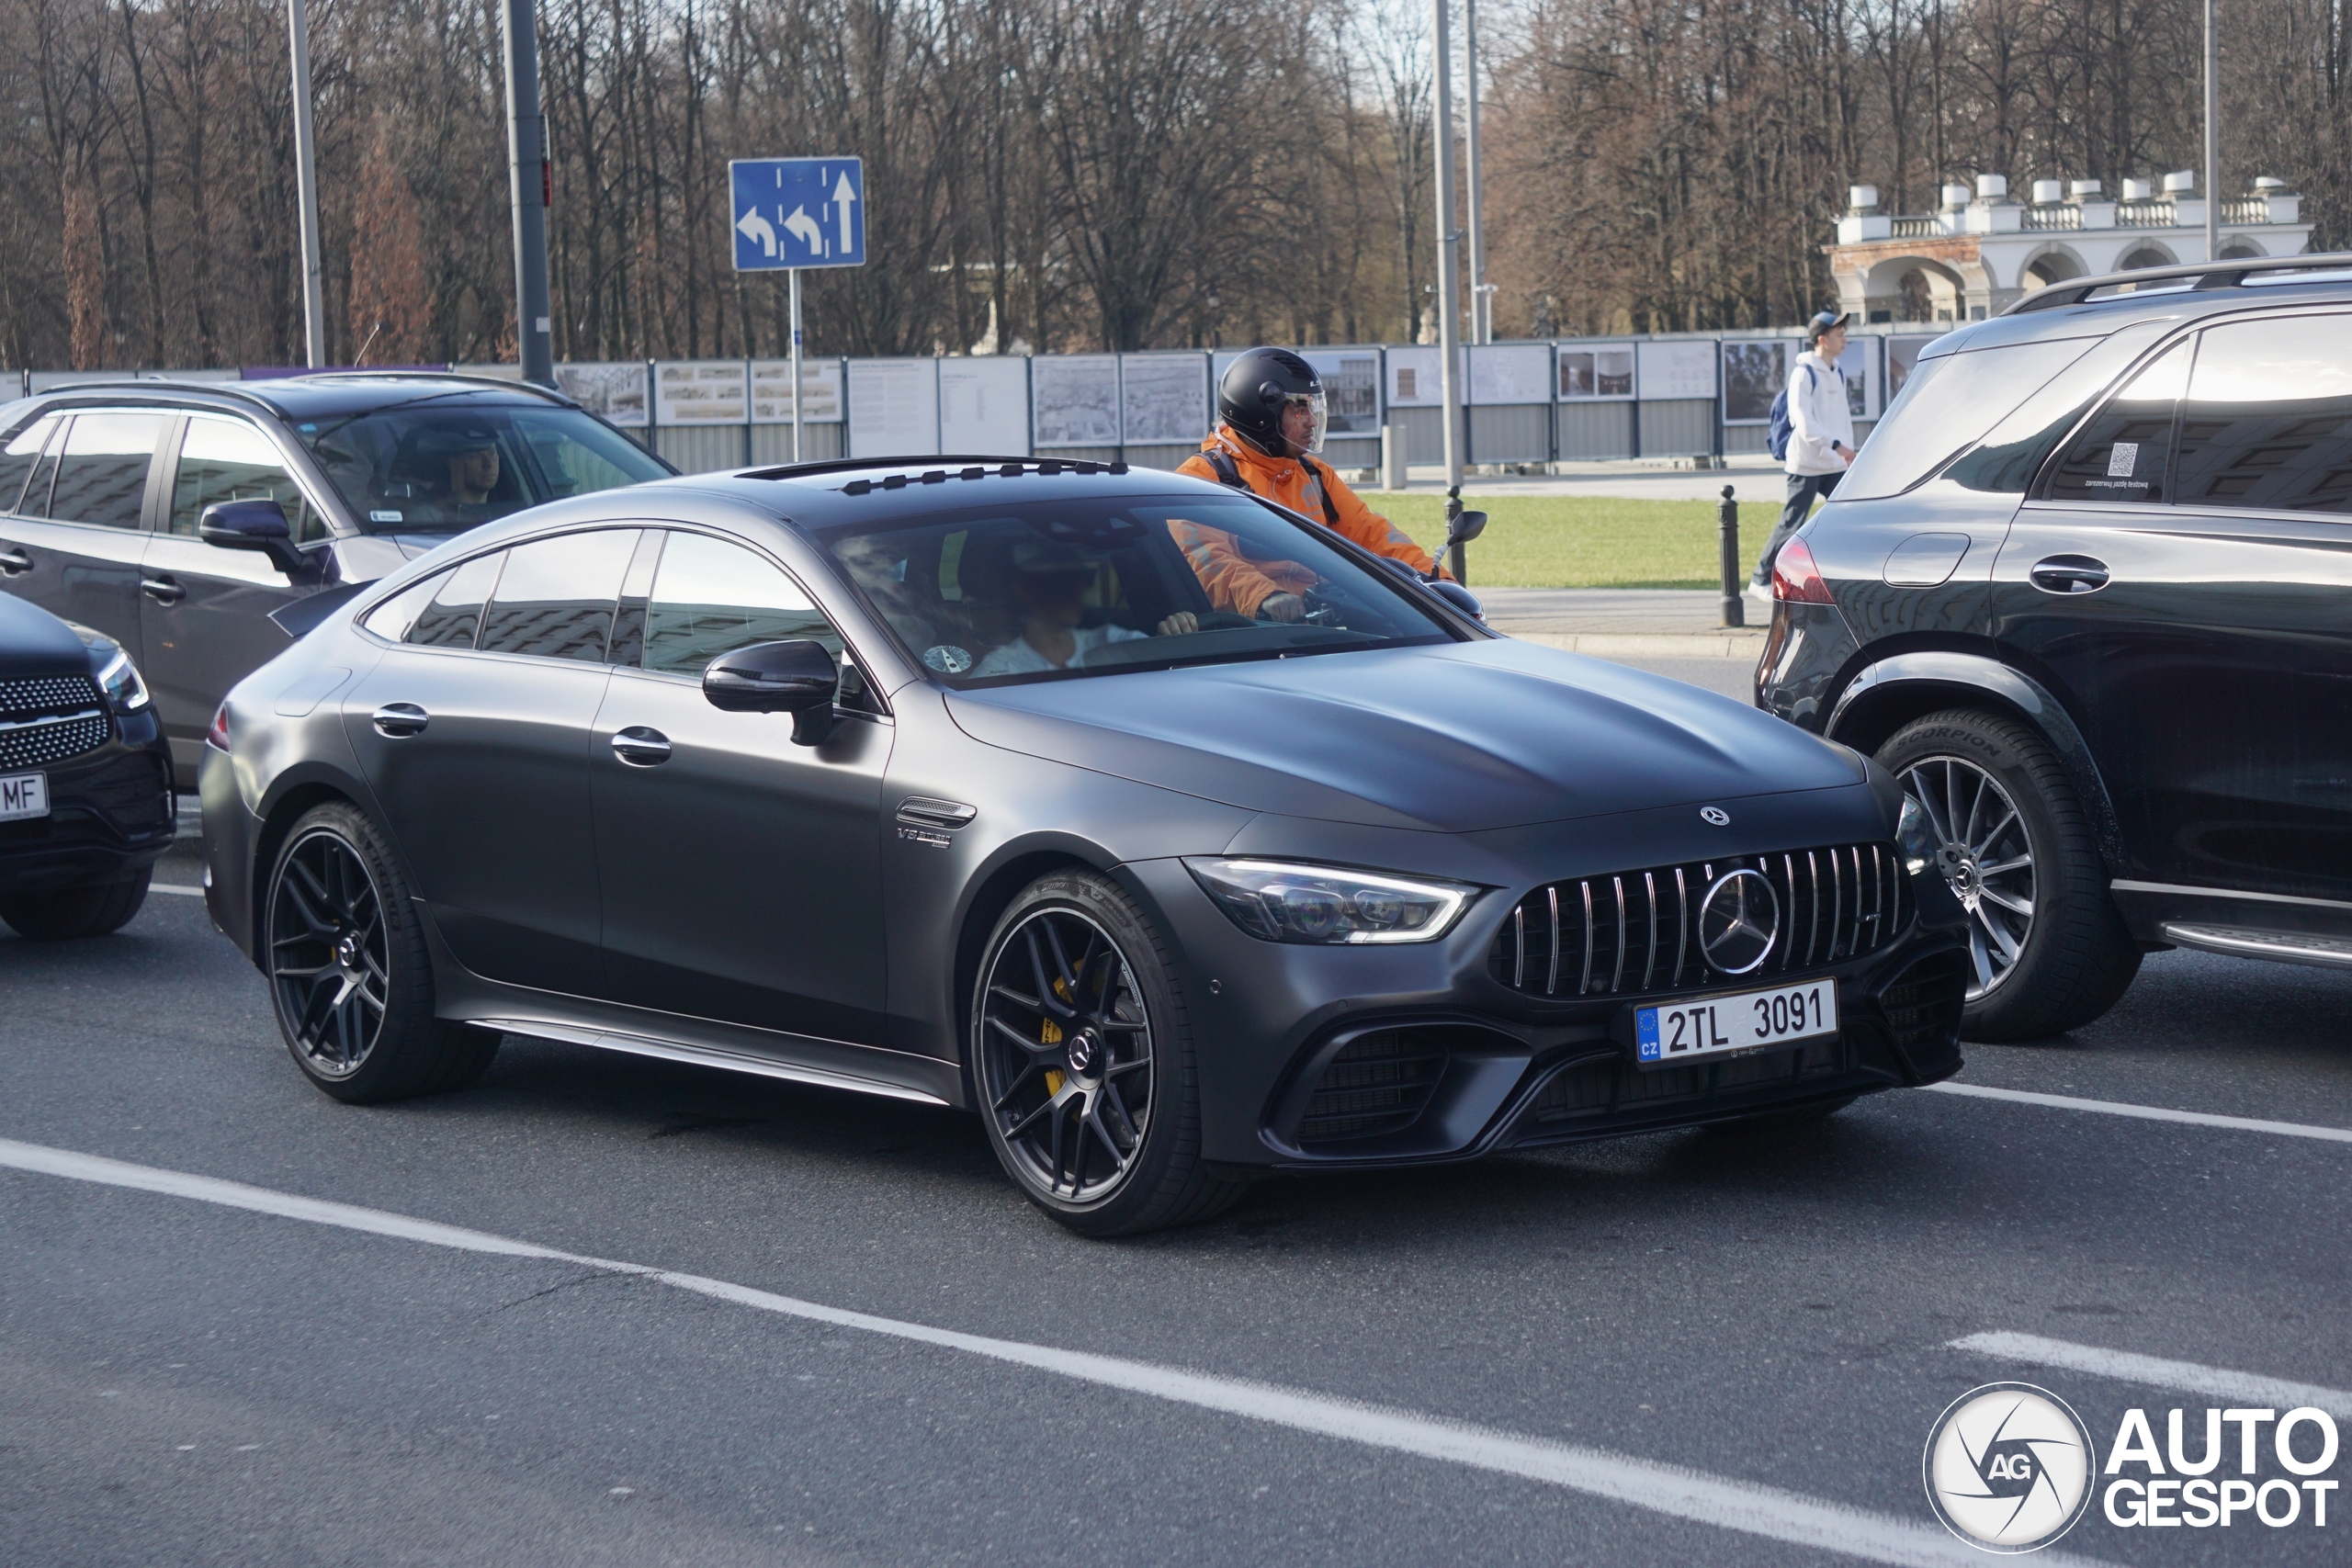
730, 157, 865, 272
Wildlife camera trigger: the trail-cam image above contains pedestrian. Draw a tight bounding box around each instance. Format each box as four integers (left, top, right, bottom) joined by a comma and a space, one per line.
1750, 310, 1858, 603
1175, 347, 1450, 620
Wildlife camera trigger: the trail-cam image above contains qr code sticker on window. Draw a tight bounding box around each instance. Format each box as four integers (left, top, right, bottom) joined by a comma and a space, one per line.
2107, 442, 2140, 478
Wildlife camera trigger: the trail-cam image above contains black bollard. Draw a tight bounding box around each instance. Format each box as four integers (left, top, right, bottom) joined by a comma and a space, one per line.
1718, 484, 1742, 627
1444, 484, 1469, 586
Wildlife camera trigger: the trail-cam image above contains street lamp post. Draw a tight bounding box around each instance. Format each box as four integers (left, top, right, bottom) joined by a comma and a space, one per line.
2204, 0, 2220, 262
287, 0, 325, 368
1430, 0, 1464, 494
502, 0, 555, 387
1464, 0, 1487, 345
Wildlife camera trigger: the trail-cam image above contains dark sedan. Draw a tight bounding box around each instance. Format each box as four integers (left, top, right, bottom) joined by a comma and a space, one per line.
0, 592, 175, 937
202, 458, 1970, 1234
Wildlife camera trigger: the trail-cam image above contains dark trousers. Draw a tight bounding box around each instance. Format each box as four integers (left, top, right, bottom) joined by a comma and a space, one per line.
1752, 468, 1842, 586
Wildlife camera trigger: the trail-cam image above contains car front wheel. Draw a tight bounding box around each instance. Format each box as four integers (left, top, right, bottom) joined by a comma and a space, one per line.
1878, 708, 2139, 1041
265, 802, 497, 1102
972, 869, 1244, 1236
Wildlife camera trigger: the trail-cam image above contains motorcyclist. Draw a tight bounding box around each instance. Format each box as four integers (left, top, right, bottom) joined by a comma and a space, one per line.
1174, 348, 1451, 621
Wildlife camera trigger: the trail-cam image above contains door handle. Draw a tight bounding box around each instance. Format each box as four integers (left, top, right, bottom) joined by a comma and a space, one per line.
0, 548, 28, 576
2028, 555, 2110, 594
610, 726, 672, 765
371, 702, 429, 738
140, 575, 187, 604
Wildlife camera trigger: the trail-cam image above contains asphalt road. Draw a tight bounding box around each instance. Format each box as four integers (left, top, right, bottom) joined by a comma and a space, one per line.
6, 809, 2348, 1565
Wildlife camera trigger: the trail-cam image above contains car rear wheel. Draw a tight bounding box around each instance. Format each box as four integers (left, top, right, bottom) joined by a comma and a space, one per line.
973, 870, 1244, 1236
0, 867, 152, 940
1878, 709, 2138, 1041
266, 802, 497, 1103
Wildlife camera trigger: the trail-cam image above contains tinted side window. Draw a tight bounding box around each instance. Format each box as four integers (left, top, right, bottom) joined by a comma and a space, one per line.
475, 529, 638, 662
2045, 340, 2189, 503
2174, 314, 2352, 513
405, 551, 505, 649
641, 532, 841, 677
171, 417, 324, 541
0, 416, 59, 513
45, 412, 167, 528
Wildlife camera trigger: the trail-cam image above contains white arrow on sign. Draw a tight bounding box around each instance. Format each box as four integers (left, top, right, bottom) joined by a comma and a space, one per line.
783, 204, 825, 257
831, 173, 857, 255
735, 207, 777, 258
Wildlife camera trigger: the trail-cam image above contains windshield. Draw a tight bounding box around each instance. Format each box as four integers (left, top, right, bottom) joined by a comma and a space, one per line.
295, 402, 670, 534
818, 493, 1458, 686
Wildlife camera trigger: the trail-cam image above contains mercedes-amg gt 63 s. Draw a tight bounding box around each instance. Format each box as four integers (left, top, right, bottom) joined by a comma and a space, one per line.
203, 457, 1971, 1234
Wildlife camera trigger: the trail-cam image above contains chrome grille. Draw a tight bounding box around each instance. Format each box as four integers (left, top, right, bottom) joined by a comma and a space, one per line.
1489, 843, 1910, 1000
0, 673, 108, 771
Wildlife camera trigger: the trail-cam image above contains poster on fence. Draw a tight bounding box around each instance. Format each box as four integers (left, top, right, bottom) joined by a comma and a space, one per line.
1382, 346, 1467, 408
939, 356, 1029, 453
1886, 336, 1939, 401
1719, 340, 1788, 423
1837, 336, 1881, 420
1032, 355, 1121, 446
750, 358, 843, 424
1634, 341, 1715, 402
1119, 354, 1208, 445
1557, 343, 1636, 400
1467, 344, 1553, 406
846, 358, 941, 457
554, 363, 648, 427
655, 361, 750, 425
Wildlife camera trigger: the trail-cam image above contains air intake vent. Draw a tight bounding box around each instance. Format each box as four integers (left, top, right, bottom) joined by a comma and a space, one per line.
1488, 843, 1908, 1001
1296, 1029, 1448, 1146
1881, 951, 1968, 1052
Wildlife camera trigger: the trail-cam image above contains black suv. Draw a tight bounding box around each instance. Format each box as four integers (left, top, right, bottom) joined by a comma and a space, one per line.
1758, 254, 2352, 1040
0, 374, 673, 786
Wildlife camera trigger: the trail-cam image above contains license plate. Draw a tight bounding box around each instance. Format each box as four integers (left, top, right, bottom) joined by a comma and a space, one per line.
1636, 979, 1839, 1067
0, 771, 48, 822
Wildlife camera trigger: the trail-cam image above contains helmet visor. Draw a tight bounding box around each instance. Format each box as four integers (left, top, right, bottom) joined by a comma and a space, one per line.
1280, 389, 1329, 455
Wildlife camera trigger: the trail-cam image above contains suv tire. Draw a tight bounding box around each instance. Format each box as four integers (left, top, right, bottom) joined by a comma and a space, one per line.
0, 867, 152, 940
1878, 709, 2139, 1041
265, 802, 498, 1103
972, 869, 1247, 1235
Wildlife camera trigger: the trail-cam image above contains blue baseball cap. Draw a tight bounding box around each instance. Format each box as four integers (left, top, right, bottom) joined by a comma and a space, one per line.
1806, 310, 1851, 341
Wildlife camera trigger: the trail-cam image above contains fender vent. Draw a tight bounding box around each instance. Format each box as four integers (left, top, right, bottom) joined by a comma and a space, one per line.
1296, 1030, 1448, 1146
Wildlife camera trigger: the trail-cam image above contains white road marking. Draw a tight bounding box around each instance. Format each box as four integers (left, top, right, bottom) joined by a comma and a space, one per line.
0, 1135, 2113, 1568
150, 884, 205, 897
1925, 1080, 2352, 1144
1951, 1332, 2352, 1419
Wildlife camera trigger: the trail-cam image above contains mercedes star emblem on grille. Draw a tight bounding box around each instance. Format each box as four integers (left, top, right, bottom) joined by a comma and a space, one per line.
1698, 869, 1780, 975
1700, 806, 1731, 826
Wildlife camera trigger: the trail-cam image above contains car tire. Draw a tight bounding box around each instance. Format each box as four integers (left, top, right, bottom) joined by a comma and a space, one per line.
265, 802, 499, 1104
0, 866, 152, 940
1878, 709, 2139, 1042
971, 869, 1246, 1236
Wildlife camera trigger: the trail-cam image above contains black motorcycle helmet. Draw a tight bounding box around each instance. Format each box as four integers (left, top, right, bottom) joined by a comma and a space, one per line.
1217, 347, 1329, 458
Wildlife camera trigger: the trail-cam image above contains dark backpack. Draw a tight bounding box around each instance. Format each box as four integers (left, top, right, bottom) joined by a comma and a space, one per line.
1204, 447, 1341, 529
1765, 362, 1817, 462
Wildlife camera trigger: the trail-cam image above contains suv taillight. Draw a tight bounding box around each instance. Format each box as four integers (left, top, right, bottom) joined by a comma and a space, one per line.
1771, 536, 1836, 604
207, 701, 232, 753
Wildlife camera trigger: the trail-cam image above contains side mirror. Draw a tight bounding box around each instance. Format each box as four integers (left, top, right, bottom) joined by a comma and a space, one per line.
703, 638, 839, 745
1446, 509, 1488, 548
200, 500, 307, 577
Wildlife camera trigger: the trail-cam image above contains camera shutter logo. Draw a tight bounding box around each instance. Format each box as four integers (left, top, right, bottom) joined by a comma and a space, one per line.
1923, 1382, 2097, 1553
1697, 869, 1778, 975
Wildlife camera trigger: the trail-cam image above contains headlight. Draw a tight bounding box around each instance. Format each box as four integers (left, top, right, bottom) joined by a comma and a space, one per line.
1183, 858, 1476, 945
1897, 795, 1939, 875
95, 647, 151, 714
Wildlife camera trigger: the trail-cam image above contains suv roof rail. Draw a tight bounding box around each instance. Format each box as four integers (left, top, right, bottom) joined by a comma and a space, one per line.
22, 369, 575, 412
298, 369, 576, 404
2005, 250, 2352, 314
740, 455, 1130, 485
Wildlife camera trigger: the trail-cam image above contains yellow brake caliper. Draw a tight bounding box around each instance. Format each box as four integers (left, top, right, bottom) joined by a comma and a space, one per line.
1041, 995, 1066, 1096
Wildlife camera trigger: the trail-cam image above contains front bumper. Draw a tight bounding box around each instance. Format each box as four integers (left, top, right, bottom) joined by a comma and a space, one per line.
0, 734, 175, 894
1125, 853, 1969, 1171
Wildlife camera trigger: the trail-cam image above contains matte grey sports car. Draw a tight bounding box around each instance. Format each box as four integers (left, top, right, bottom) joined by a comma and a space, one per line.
201, 457, 1970, 1234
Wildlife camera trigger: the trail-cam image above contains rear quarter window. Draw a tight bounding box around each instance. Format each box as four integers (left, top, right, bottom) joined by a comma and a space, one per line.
1838, 339, 2098, 501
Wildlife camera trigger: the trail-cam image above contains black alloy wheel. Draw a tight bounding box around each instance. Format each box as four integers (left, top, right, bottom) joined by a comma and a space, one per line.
1878, 709, 2139, 1042
973, 870, 1242, 1235
265, 802, 498, 1102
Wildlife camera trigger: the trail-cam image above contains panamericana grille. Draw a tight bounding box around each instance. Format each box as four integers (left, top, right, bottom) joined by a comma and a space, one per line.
1296, 1029, 1448, 1145
0, 673, 108, 771
1488, 843, 1910, 1001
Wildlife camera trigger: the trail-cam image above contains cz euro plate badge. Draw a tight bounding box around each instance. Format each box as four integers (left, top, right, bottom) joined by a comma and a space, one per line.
1636, 979, 1838, 1067
0, 770, 49, 822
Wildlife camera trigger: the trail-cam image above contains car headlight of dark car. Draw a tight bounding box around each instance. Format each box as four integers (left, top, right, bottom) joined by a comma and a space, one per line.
94, 646, 152, 715
1896, 795, 1937, 875
1183, 858, 1477, 945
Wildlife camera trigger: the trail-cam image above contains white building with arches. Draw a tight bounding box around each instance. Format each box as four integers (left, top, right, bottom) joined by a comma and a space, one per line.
1825, 172, 2313, 324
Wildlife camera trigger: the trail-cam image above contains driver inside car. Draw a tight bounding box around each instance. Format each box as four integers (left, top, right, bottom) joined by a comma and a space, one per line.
971, 539, 1198, 677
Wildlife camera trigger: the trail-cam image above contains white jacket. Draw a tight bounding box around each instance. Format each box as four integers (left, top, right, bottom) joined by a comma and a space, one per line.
1784, 349, 1855, 476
